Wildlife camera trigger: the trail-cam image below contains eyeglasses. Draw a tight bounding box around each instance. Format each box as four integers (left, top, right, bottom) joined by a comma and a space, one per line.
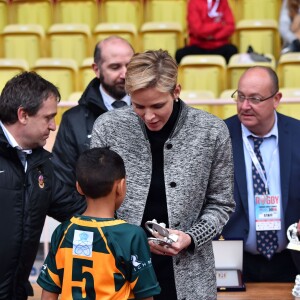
231, 90, 278, 105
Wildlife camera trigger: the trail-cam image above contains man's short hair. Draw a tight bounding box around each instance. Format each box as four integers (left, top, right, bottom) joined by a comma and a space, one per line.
76, 147, 126, 199
93, 36, 134, 64
244, 66, 279, 93
0, 71, 60, 124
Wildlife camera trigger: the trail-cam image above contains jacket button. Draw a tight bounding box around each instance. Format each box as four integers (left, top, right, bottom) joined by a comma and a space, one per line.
174, 222, 180, 227
166, 143, 173, 149
170, 182, 176, 188
176, 258, 180, 265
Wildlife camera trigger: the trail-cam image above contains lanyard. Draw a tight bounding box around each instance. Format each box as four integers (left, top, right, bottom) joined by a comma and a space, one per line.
207, 0, 220, 18
242, 132, 278, 195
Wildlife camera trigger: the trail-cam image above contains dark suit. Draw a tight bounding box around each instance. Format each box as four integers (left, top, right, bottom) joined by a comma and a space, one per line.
222, 113, 300, 282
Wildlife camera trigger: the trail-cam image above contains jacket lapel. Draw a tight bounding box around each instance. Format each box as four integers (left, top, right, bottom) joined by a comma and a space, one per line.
277, 113, 291, 214
229, 116, 249, 215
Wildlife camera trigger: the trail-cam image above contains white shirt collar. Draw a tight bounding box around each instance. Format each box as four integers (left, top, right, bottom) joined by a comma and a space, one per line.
0, 121, 32, 154
100, 84, 131, 111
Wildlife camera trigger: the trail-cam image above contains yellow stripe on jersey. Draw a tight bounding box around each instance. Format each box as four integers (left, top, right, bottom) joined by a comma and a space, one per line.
71, 217, 126, 228
47, 268, 61, 288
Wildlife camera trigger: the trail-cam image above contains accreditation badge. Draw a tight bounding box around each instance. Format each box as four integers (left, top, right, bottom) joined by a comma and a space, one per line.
255, 194, 281, 231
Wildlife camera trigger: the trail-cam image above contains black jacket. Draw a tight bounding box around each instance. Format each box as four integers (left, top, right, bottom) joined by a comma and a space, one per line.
52, 78, 107, 187
0, 127, 86, 299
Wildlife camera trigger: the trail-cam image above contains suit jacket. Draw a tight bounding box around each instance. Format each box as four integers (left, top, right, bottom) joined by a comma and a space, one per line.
221, 113, 300, 245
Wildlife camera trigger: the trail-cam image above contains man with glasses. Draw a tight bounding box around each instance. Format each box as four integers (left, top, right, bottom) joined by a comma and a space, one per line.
220, 66, 300, 282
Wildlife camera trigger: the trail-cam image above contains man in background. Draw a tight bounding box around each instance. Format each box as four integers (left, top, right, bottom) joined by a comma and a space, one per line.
221, 66, 300, 282
52, 36, 134, 188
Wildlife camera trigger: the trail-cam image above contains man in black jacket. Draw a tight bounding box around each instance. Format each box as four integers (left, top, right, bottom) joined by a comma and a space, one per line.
0, 72, 86, 299
52, 36, 134, 188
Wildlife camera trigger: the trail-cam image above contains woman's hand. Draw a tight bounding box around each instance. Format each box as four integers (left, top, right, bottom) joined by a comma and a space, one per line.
148, 229, 192, 256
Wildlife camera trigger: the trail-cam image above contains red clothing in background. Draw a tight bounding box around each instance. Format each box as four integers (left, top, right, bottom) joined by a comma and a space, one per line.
188, 0, 235, 49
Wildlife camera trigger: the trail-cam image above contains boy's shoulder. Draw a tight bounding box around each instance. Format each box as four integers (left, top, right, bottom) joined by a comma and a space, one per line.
116, 221, 146, 234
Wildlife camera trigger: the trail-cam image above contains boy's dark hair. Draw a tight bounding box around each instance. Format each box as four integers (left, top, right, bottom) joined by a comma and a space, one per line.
76, 147, 126, 199
0, 71, 61, 124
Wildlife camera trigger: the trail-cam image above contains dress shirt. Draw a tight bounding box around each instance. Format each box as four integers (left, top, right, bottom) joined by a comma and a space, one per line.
0, 121, 32, 171
100, 84, 131, 111
241, 112, 285, 253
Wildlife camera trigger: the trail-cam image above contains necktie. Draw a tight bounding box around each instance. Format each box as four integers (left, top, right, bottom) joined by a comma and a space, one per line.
112, 100, 127, 109
251, 136, 278, 260
17, 149, 27, 169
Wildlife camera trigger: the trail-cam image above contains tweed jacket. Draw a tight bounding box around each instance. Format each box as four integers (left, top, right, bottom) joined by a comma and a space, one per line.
91, 100, 235, 300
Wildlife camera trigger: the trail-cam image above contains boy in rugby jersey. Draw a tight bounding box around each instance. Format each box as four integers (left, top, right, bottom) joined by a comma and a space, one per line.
37, 147, 160, 299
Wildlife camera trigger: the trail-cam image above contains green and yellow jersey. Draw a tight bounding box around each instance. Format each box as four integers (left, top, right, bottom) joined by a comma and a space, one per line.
37, 216, 160, 299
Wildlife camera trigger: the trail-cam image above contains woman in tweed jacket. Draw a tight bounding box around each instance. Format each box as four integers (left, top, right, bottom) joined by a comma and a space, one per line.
91, 50, 235, 300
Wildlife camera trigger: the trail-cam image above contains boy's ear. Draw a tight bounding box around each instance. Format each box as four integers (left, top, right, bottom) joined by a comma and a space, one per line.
76, 181, 84, 195
116, 178, 126, 200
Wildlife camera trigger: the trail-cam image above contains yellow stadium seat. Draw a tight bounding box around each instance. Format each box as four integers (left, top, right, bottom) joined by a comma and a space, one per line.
277, 53, 300, 89
180, 89, 215, 100
236, 19, 280, 60
54, 0, 98, 30
68, 91, 83, 102
218, 89, 237, 119
144, 0, 187, 33
220, 89, 236, 99
93, 23, 137, 49
0, 0, 8, 57
140, 22, 184, 56
32, 58, 78, 101
228, 0, 241, 23
0, 0, 8, 32
78, 57, 95, 91
100, 0, 143, 29
227, 0, 240, 45
9, 0, 53, 31
277, 102, 300, 120
47, 23, 92, 66
227, 53, 276, 89
178, 55, 227, 98
180, 89, 215, 113
277, 87, 300, 119
0, 58, 29, 93
280, 88, 300, 98
2, 24, 45, 68
240, 0, 281, 21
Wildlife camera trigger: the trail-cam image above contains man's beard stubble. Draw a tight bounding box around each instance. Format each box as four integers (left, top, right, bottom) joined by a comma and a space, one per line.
100, 74, 127, 101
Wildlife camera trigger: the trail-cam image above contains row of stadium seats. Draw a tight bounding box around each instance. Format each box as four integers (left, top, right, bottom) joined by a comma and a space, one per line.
0, 22, 185, 64
0, 0, 283, 33
2, 52, 300, 101
0, 18, 282, 68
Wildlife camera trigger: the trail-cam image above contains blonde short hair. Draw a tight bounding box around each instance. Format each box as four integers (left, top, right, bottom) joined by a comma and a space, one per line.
125, 49, 178, 95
